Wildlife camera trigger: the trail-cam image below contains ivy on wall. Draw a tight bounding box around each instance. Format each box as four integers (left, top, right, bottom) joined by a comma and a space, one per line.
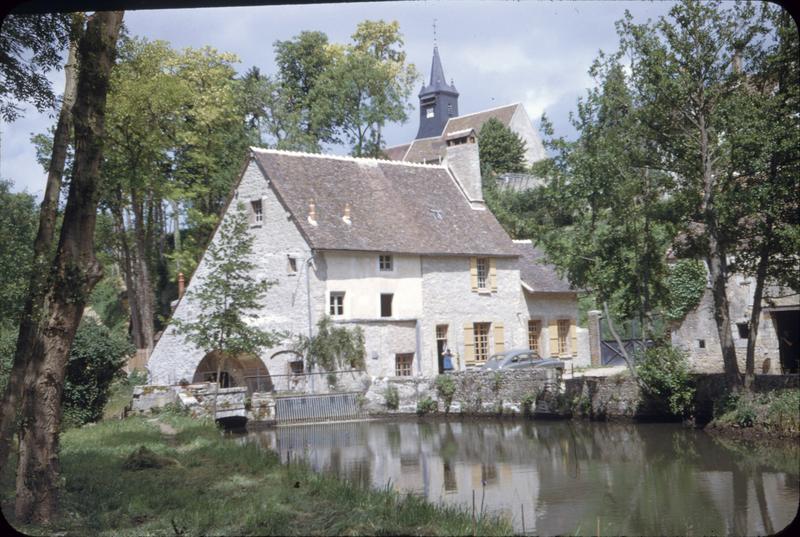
664, 260, 707, 322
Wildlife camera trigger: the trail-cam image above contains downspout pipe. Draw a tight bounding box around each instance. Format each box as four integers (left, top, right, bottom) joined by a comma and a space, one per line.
306, 253, 316, 392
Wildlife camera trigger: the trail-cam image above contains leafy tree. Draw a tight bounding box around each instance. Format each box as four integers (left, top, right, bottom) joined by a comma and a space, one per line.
61, 318, 133, 427
478, 117, 527, 175
312, 21, 417, 157
0, 13, 71, 121
173, 204, 280, 364
0, 180, 38, 324
295, 316, 366, 372
616, 0, 793, 390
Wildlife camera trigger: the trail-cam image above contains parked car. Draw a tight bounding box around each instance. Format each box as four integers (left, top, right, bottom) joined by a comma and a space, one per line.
479, 348, 565, 372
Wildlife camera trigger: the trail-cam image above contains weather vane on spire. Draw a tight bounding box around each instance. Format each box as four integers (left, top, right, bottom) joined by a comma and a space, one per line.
433, 18, 437, 47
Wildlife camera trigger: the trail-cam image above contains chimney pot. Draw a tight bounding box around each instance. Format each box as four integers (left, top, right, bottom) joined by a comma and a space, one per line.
308, 200, 317, 226
178, 272, 185, 298
343, 202, 351, 224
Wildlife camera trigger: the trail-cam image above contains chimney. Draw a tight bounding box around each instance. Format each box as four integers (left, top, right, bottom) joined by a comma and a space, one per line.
342, 202, 351, 225
178, 272, 185, 299
308, 200, 317, 226
445, 139, 484, 208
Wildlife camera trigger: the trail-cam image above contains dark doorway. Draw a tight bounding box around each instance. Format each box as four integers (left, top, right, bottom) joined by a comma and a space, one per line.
436, 325, 448, 374
774, 310, 800, 374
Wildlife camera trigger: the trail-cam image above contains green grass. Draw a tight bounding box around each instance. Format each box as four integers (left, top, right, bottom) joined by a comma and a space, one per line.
2, 415, 513, 536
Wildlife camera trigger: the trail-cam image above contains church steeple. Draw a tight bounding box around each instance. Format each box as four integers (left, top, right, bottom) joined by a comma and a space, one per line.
416, 45, 459, 139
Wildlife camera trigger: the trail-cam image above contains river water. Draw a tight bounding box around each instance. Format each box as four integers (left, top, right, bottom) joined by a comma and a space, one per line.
241, 419, 799, 535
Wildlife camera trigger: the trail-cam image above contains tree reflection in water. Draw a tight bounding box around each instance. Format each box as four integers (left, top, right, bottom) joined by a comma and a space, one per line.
242, 420, 798, 535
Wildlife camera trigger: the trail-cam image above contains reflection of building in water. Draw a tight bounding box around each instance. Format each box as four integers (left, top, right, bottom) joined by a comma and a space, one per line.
241, 420, 798, 535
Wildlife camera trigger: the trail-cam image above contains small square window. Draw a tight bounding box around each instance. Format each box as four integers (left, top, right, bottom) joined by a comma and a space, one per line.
251, 199, 263, 225
380, 293, 393, 317
379, 255, 393, 271
698, 339, 706, 349
330, 292, 344, 316
289, 360, 304, 374
476, 258, 488, 289
737, 322, 750, 339
396, 353, 413, 377
287, 256, 297, 274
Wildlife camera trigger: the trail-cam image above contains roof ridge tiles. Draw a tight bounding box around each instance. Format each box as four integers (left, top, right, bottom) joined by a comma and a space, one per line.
250, 146, 447, 169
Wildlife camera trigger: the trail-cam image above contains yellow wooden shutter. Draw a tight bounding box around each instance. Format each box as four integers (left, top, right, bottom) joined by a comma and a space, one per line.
489, 258, 497, 292
570, 320, 577, 357
548, 319, 559, 357
470, 258, 478, 292
494, 322, 505, 353
463, 324, 475, 363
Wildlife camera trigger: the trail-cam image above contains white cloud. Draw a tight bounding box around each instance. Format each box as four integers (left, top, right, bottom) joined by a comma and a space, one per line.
458, 43, 533, 74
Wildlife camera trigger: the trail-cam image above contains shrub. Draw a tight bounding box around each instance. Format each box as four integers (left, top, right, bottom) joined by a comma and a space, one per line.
434, 375, 456, 414
635, 345, 695, 417
766, 390, 800, 433
664, 260, 706, 322
416, 397, 437, 415
62, 318, 134, 426
521, 393, 536, 416
127, 369, 149, 386
384, 385, 399, 410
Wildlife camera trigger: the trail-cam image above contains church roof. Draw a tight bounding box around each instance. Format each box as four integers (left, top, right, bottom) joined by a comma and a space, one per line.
251, 148, 519, 257
389, 103, 524, 164
514, 240, 574, 293
443, 103, 519, 137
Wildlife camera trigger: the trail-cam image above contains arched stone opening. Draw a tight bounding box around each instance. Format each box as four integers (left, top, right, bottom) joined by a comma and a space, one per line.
192, 350, 274, 394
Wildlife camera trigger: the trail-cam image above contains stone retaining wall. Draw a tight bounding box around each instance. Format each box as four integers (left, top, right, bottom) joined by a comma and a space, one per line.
363, 368, 561, 415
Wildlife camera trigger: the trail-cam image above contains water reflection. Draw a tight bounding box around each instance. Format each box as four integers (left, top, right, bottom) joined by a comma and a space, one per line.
243, 420, 799, 535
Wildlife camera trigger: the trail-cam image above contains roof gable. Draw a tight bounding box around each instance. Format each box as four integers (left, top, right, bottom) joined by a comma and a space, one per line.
514, 240, 574, 293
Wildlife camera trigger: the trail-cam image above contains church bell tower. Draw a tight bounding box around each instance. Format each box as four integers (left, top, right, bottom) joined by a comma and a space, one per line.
415, 45, 459, 139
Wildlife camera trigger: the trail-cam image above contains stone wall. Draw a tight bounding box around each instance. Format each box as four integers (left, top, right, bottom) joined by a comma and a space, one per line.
563, 376, 669, 420
363, 368, 561, 415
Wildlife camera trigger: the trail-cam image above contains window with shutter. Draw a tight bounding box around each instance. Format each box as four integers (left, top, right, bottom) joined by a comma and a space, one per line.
470, 258, 478, 292
489, 258, 497, 292
463, 323, 475, 363
570, 320, 577, 357
494, 322, 505, 353
548, 319, 559, 357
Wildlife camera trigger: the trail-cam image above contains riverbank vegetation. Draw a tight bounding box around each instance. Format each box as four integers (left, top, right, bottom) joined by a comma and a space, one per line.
710, 388, 800, 438
1, 415, 512, 536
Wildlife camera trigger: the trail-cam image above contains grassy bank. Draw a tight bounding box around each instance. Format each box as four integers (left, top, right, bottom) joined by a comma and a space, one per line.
2, 414, 512, 536
708, 388, 800, 439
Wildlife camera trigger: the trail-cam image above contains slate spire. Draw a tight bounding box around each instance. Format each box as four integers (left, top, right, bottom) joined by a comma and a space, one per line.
416, 45, 459, 140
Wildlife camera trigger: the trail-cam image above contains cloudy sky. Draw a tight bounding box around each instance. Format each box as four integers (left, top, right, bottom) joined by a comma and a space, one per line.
2, 0, 677, 197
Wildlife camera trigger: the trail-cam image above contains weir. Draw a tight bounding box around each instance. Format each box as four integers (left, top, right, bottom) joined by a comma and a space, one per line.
274, 392, 365, 425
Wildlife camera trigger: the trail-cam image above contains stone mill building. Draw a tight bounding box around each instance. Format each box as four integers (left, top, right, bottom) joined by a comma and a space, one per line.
146, 46, 588, 391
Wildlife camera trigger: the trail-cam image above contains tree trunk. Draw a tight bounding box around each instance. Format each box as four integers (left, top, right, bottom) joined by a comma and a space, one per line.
131, 190, 155, 351
14, 11, 123, 524
744, 218, 772, 392
0, 17, 82, 473
699, 111, 741, 390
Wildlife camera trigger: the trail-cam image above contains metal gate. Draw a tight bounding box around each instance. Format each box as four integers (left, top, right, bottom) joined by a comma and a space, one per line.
274, 392, 365, 424
600, 339, 652, 366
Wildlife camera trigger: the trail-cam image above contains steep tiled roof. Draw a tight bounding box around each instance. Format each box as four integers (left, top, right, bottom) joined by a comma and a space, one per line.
443, 103, 519, 138
382, 143, 411, 161
514, 240, 574, 293
252, 148, 519, 257
401, 136, 445, 164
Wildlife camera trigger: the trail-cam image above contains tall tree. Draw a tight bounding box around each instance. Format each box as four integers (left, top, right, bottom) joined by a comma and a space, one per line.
722, 4, 800, 390
0, 13, 83, 474
12, 10, 123, 523
618, 0, 768, 389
